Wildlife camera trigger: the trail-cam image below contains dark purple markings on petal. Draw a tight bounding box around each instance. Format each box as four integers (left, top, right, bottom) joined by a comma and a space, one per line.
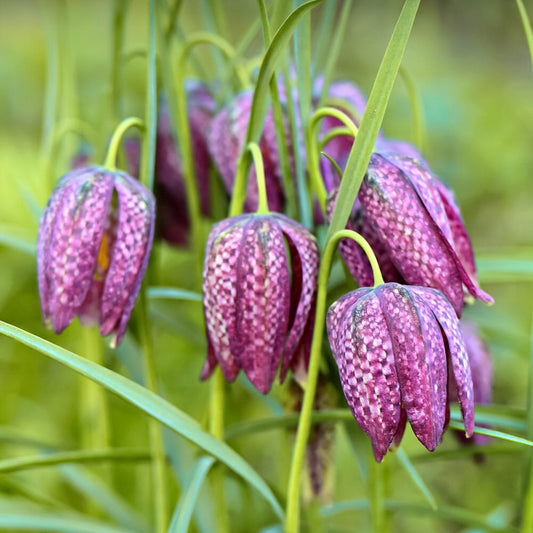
202, 219, 245, 382
336, 291, 402, 462
274, 214, 319, 380
435, 181, 478, 282
289, 297, 316, 384
360, 154, 465, 315
48, 172, 115, 334
37, 172, 88, 325
99, 174, 155, 346
233, 217, 290, 394
326, 288, 372, 359
377, 284, 447, 451
409, 287, 474, 437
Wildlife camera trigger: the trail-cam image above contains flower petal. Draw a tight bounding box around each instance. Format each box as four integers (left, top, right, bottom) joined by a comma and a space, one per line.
377, 284, 447, 451
360, 154, 465, 314
47, 170, 115, 333
99, 173, 155, 346
233, 217, 290, 394
409, 287, 475, 437
335, 291, 402, 462
202, 218, 244, 382
274, 214, 319, 380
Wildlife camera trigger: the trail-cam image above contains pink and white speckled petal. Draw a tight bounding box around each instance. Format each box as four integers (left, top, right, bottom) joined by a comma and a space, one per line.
377, 284, 447, 451
336, 291, 402, 462
326, 288, 372, 358
274, 214, 319, 379
47, 171, 115, 333
233, 217, 290, 394
360, 154, 465, 314
202, 219, 244, 382
200, 336, 219, 380
99, 174, 155, 344
409, 286, 475, 437
37, 171, 89, 324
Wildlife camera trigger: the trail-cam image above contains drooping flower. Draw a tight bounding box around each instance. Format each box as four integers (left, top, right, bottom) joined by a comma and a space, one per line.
125, 83, 215, 245
208, 91, 289, 213
327, 282, 474, 461
201, 213, 319, 393
327, 153, 493, 315
37, 166, 155, 347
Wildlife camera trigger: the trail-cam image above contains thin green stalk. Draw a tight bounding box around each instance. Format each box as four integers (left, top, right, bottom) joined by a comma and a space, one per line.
209, 370, 229, 533
80, 328, 110, 485
517, 0, 533, 72
137, 290, 168, 533
111, 0, 128, 122
164, 0, 184, 44
399, 66, 425, 151
521, 314, 533, 532
104, 117, 144, 170
319, 0, 352, 106
319, 126, 354, 151
313, 0, 337, 75
285, 230, 383, 532
248, 143, 269, 215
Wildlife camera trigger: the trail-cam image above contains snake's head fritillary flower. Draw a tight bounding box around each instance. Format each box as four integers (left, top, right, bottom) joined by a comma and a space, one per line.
37, 166, 155, 347
327, 282, 474, 462
329, 153, 492, 315
201, 213, 319, 394
208, 91, 290, 213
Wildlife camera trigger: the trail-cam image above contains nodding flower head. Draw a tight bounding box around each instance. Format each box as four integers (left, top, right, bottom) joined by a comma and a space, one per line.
201, 213, 319, 394
328, 153, 493, 315
327, 282, 474, 462
37, 166, 155, 347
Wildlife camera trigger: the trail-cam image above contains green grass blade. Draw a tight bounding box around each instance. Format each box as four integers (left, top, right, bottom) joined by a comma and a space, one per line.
395, 448, 436, 510
448, 421, 533, 447
146, 287, 203, 302
517, 0, 533, 72
229, 0, 323, 216
399, 66, 425, 151
0, 321, 284, 520
450, 404, 526, 432
326, 0, 421, 241
477, 257, 533, 283
0, 227, 36, 256
168, 456, 216, 533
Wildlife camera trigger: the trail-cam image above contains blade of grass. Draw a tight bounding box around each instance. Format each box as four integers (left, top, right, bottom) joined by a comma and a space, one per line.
395, 448, 436, 510
477, 257, 533, 283
398, 66, 425, 151
146, 287, 202, 302
168, 456, 216, 533
326, 0, 421, 241
447, 421, 533, 447
517, 0, 533, 72
0, 321, 284, 520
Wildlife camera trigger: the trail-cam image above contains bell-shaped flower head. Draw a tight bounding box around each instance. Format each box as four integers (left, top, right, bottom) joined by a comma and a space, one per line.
201, 212, 319, 393
327, 282, 474, 461
37, 166, 155, 347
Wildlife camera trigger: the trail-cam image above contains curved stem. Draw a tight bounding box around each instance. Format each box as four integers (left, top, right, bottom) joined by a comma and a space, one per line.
247, 142, 269, 215
285, 229, 383, 532
104, 117, 144, 170
319, 126, 354, 151
306, 107, 359, 213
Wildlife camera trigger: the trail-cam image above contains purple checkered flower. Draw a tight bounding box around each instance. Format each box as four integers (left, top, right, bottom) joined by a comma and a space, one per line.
327, 153, 493, 315
327, 282, 474, 461
37, 166, 155, 347
201, 213, 319, 394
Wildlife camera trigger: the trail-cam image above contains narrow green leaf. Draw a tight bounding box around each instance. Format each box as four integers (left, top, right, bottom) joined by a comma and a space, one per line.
326, 0, 420, 241
395, 448, 437, 510
229, 0, 323, 216
0, 449, 150, 474
450, 404, 526, 432
448, 421, 533, 447
0, 321, 284, 520
168, 456, 216, 533
146, 287, 203, 302
399, 66, 425, 151
517, 0, 533, 72
0, 227, 36, 256
412, 444, 520, 462
477, 257, 533, 283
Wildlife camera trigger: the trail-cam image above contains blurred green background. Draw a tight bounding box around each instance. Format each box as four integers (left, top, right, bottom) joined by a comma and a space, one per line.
0, 1, 532, 532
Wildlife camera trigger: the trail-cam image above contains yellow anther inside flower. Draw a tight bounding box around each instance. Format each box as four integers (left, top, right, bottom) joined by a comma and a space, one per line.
95, 234, 110, 279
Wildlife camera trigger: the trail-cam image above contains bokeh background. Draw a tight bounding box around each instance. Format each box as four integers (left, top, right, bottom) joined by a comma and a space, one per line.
0, 1, 532, 532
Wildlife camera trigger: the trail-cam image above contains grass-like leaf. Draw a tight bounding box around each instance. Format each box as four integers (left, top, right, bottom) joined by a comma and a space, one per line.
0, 227, 36, 256
326, 0, 421, 240
395, 448, 437, 510
146, 286, 203, 302
0, 321, 284, 520
448, 421, 533, 447
168, 456, 216, 533
517, 0, 533, 72
477, 257, 533, 283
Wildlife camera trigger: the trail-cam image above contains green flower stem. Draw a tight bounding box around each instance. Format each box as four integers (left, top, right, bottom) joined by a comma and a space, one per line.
104, 117, 144, 171
285, 229, 383, 532
111, 0, 127, 123
80, 328, 110, 484
209, 369, 229, 533
306, 106, 359, 213
137, 289, 168, 533
318, 126, 355, 151
369, 457, 391, 533
399, 66, 425, 152
248, 142, 269, 215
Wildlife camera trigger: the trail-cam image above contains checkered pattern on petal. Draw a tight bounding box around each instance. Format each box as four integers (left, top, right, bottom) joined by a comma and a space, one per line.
336, 290, 402, 462
409, 286, 474, 437
99, 173, 155, 345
